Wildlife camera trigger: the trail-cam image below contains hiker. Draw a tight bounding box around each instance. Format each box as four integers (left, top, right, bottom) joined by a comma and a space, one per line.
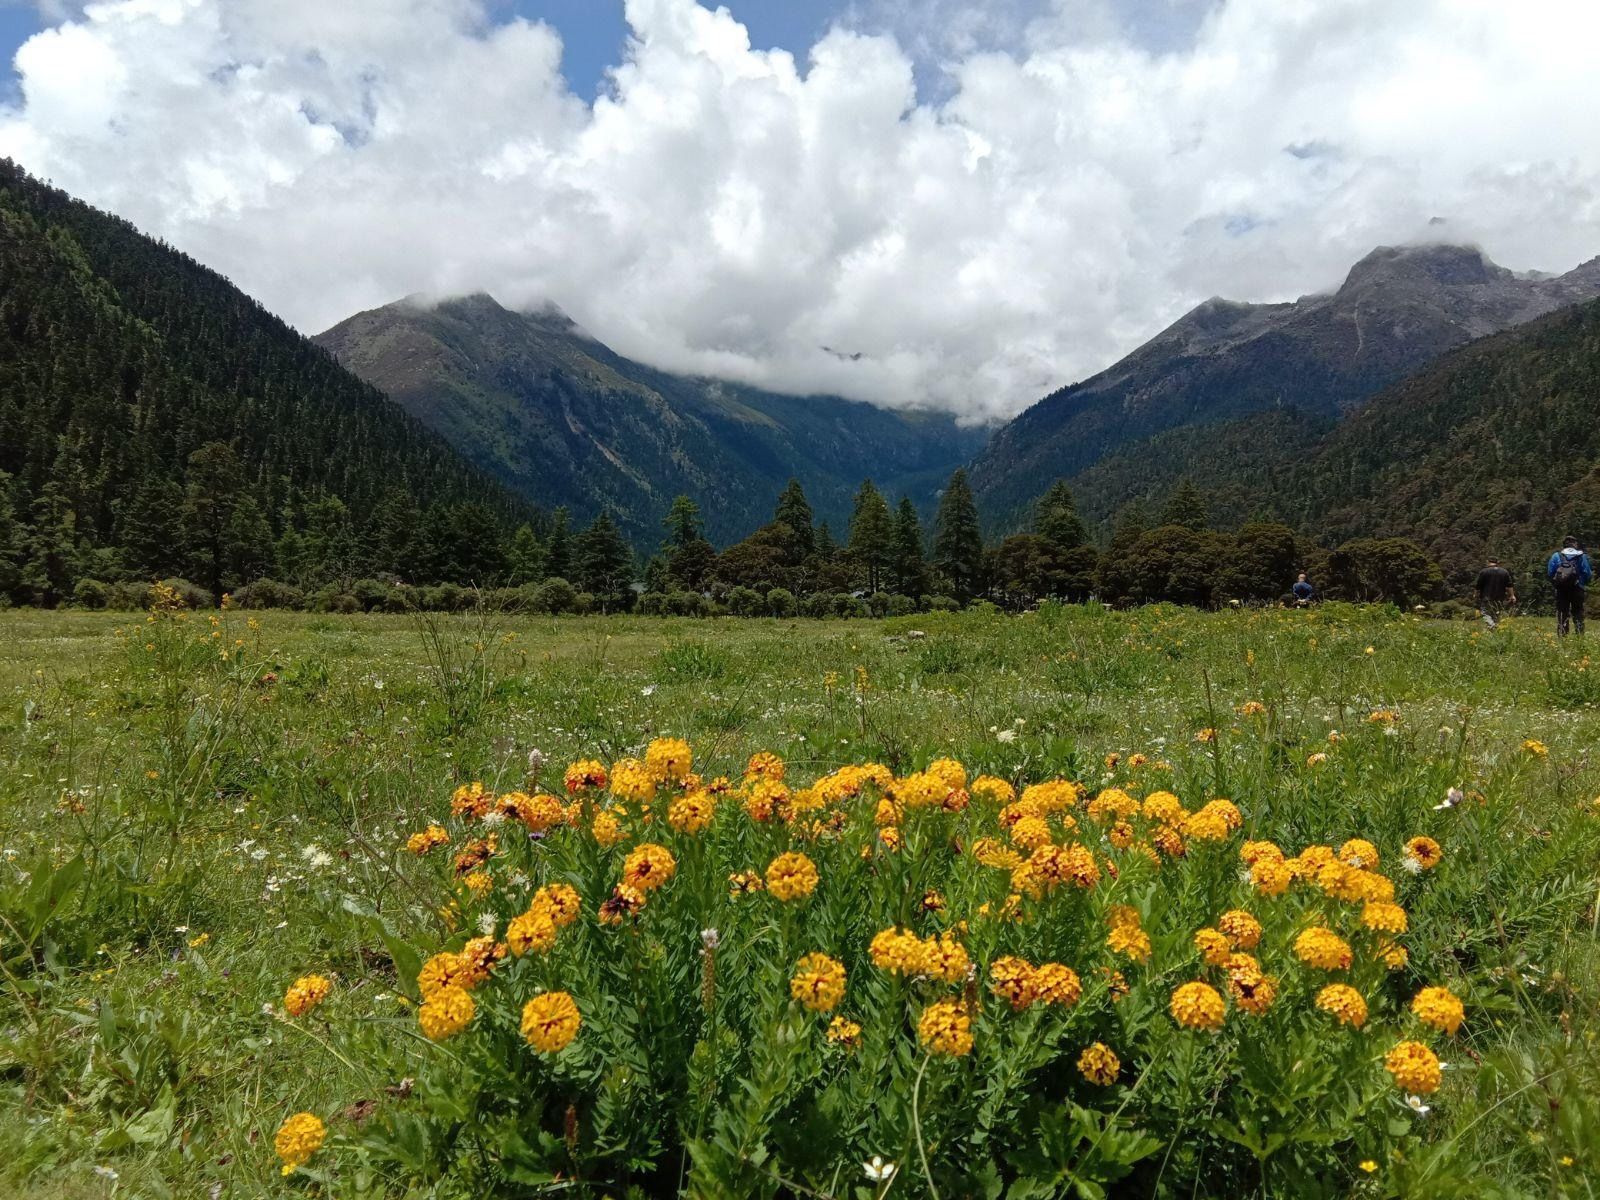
1546, 536, 1592, 637
1291, 573, 1314, 606
1474, 558, 1515, 629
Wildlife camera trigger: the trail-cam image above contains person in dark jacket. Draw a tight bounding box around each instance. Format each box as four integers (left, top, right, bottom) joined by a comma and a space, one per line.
1291, 573, 1314, 605
1546, 536, 1593, 637
1474, 559, 1515, 629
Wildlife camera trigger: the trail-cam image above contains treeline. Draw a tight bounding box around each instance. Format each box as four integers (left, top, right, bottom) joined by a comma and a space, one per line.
0, 158, 530, 608
32, 470, 1447, 616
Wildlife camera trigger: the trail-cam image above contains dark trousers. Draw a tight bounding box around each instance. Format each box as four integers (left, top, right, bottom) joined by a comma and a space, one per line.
1555, 586, 1585, 636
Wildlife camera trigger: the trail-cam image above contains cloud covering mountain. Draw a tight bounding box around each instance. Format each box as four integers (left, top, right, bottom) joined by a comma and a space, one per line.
3, 0, 1599, 420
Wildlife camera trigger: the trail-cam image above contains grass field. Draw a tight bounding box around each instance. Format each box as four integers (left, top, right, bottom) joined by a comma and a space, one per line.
1, 603, 1597, 1198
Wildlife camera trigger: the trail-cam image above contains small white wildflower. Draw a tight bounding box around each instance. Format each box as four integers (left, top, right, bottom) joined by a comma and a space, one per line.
996, 729, 1018, 744
700, 928, 721, 950
480, 810, 507, 828
477, 913, 498, 936
864, 1156, 897, 1182
1401, 854, 1422, 874
93, 1166, 119, 1181
1406, 1095, 1432, 1117
373, 678, 385, 690
1434, 787, 1464, 811
641, 685, 656, 697
527, 748, 545, 775
174, 925, 189, 934
301, 844, 333, 869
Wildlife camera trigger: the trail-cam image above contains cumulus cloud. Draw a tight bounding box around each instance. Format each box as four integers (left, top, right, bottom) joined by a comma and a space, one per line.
3, 0, 1600, 422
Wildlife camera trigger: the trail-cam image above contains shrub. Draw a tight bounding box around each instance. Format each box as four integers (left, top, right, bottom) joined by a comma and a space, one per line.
866, 591, 893, 617
765, 587, 796, 618
157, 577, 212, 609
830, 593, 869, 618
105, 581, 155, 610
231, 579, 307, 610
72, 578, 110, 609
927, 595, 961, 612
532, 578, 577, 615
800, 592, 834, 618
725, 586, 764, 617
663, 591, 710, 617
636, 592, 668, 616
351, 579, 392, 612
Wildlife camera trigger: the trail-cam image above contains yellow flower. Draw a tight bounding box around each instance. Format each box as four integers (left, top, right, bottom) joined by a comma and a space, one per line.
825, 1015, 862, 1048
284, 974, 331, 1017
591, 810, 626, 848
1086, 787, 1139, 823
417, 952, 465, 998
1521, 739, 1548, 757
1403, 835, 1442, 870
869, 927, 928, 975
274, 1112, 326, 1175
532, 883, 582, 927
1384, 1040, 1442, 1094
894, 771, 951, 810
564, 759, 608, 793
922, 933, 971, 983
1338, 838, 1380, 869
728, 870, 765, 897
1360, 1160, 1378, 1173
598, 883, 647, 925
610, 758, 657, 803
1033, 962, 1081, 1006
917, 999, 973, 1056
1077, 1042, 1120, 1085
970, 775, 1015, 805
521, 990, 581, 1053
1170, 981, 1225, 1030
790, 953, 848, 1012
646, 737, 693, 783
1315, 983, 1368, 1028
988, 956, 1037, 1010
668, 790, 717, 834
1240, 840, 1284, 866
927, 757, 967, 790
622, 843, 677, 891
1362, 901, 1408, 934
1227, 965, 1276, 1016
1411, 985, 1465, 1036
1217, 909, 1262, 950
1142, 790, 1186, 825
1193, 927, 1232, 967
1009, 815, 1052, 851
765, 851, 819, 901
972, 837, 1023, 870
1106, 921, 1152, 964
1250, 857, 1293, 896
744, 750, 786, 782
406, 824, 450, 855
1293, 927, 1353, 971
506, 909, 558, 956
418, 984, 475, 1040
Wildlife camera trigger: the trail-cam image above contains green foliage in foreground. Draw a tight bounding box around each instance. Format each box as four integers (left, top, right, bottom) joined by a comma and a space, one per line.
0, 605, 1597, 1197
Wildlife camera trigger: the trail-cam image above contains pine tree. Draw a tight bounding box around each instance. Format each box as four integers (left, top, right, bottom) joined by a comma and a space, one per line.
0, 475, 24, 603
20, 482, 80, 606
574, 512, 634, 611
848, 480, 894, 593
1159, 477, 1210, 531
933, 468, 985, 602
890, 497, 930, 597
117, 476, 186, 579
222, 494, 275, 591
302, 496, 358, 587
663, 495, 703, 548
179, 441, 243, 599
506, 524, 548, 586
449, 502, 508, 585
1035, 480, 1088, 551
814, 521, 839, 558
774, 479, 815, 559
545, 507, 573, 580
367, 486, 422, 579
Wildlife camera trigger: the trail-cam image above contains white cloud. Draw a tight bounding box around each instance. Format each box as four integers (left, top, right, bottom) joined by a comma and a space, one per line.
3, 0, 1599, 422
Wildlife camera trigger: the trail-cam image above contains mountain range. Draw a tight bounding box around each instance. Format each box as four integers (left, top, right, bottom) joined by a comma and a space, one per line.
968, 243, 1600, 527
314, 294, 988, 545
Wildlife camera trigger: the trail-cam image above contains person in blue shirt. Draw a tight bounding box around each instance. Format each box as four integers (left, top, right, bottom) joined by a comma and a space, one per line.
1546, 536, 1593, 636
1291, 573, 1314, 606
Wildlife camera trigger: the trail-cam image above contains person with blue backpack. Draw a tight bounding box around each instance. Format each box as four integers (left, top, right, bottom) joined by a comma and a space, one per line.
1546, 536, 1592, 636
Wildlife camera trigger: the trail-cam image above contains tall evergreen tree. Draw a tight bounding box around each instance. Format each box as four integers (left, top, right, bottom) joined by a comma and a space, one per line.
545, 507, 573, 580
847, 480, 894, 593
179, 441, 243, 599
450, 502, 508, 585
367, 486, 422, 579
574, 512, 634, 610
1034, 480, 1088, 551
933, 468, 985, 602
302, 496, 358, 587
1159, 477, 1210, 531
505, 524, 548, 586
662, 495, 704, 548
0, 475, 23, 603
20, 482, 80, 606
222, 495, 275, 591
774, 479, 815, 559
117, 476, 186, 579
890, 497, 930, 597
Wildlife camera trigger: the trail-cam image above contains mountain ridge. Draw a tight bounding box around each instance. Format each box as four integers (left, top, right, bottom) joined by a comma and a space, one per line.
316, 292, 991, 545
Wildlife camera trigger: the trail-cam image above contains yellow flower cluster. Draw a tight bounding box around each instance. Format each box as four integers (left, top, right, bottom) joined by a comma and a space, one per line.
918, 999, 973, 1056
1077, 1042, 1120, 1085
765, 851, 819, 901
791, 953, 848, 1012
1384, 1040, 1442, 1094
283, 974, 331, 1018
406, 824, 450, 855
521, 990, 582, 1053
274, 1112, 326, 1175
1293, 927, 1354, 971
1170, 981, 1226, 1030
1411, 985, 1465, 1035
1316, 983, 1368, 1028
622, 842, 677, 892
646, 737, 692, 783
